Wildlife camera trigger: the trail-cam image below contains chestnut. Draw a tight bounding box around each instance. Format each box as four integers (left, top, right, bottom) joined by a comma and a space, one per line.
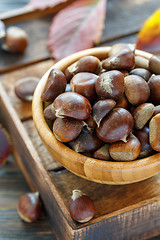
67, 56, 101, 75
148, 75, 160, 104
69, 127, 102, 152
129, 68, 152, 81
14, 77, 39, 102
2, 26, 28, 53
53, 117, 84, 142
17, 192, 42, 222
92, 99, 116, 127
135, 126, 153, 158
84, 115, 97, 130
149, 55, 160, 75
102, 48, 135, 70
70, 72, 98, 101
44, 103, 56, 121
153, 105, 160, 116
96, 108, 134, 143
53, 92, 91, 120
133, 103, 154, 129
41, 68, 67, 102
93, 144, 111, 161
115, 94, 129, 109
108, 43, 135, 57
109, 134, 141, 161
64, 68, 73, 83
124, 75, 150, 105
149, 113, 160, 151
69, 190, 95, 223
95, 70, 124, 100
135, 56, 149, 69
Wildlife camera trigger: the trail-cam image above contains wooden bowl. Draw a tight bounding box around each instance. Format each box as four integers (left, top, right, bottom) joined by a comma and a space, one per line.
32, 46, 160, 185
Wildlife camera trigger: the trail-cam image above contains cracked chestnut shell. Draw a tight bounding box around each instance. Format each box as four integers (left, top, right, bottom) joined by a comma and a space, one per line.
96, 108, 134, 143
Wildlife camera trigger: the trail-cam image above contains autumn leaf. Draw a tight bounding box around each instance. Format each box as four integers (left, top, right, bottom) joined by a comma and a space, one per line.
136, 8, 160, 53
27, 0, 70, 10
47, 0, 107, 60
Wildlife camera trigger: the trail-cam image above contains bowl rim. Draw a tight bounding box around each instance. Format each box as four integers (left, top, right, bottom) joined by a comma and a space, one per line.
32, 46, 160, 184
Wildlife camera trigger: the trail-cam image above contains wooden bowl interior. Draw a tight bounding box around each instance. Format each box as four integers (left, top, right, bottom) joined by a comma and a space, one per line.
32, 47, 160, 185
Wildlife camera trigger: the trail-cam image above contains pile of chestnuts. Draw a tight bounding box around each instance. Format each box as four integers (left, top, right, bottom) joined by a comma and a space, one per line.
41, 43, 160, 162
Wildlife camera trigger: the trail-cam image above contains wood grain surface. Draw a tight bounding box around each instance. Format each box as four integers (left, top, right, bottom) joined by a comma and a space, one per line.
0, 155, 55, 240
1, 0, 160, 239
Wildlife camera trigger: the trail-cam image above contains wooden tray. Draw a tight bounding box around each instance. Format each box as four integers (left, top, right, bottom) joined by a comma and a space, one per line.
1, 60, 160, 240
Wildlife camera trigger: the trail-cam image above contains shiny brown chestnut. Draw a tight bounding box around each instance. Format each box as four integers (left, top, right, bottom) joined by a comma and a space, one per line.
69, 190, 95, 223
70, 72, 98, 101
95, 70, 124, 100
93, 144, 111, 161
44, 103, 56, 121
92, 99, 116, 127
69, 128, 102, 152
109, 134, 141, 161
153, 105, 160, 116
135, 126, 153, 158
64, 68, 73, 83
116, 94, 129, 109
53, 117, 84, 142
41, 68, 67, 102
17, 192, 42, 222
96, 108, 134, 143
129, 68, 152, 81
2, 26, 28, 53
85, 115, 97, 130
149, 113, 160, 151
149, 55, 160, 75
133, 103, 154, 129
108, 43, 135, 57
67, 56, 101, 75
53, 92, 91, 120
14, 77, 39, 102
124, 75, 150, 105
102, 48, 135, 71
148, 75, 160, 104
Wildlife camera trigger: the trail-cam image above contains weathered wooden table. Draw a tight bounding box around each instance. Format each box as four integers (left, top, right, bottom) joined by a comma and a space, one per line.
1, 0, 160, 239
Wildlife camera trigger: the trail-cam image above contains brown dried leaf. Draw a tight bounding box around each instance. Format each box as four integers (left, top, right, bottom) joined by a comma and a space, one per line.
48, 0, 107, 60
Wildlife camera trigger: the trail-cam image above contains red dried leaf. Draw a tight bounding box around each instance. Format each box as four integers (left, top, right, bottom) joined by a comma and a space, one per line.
0, 125, 12, 166
136, 9, 160, 53
48, 0, 107, 60
27, 0, 69, 10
